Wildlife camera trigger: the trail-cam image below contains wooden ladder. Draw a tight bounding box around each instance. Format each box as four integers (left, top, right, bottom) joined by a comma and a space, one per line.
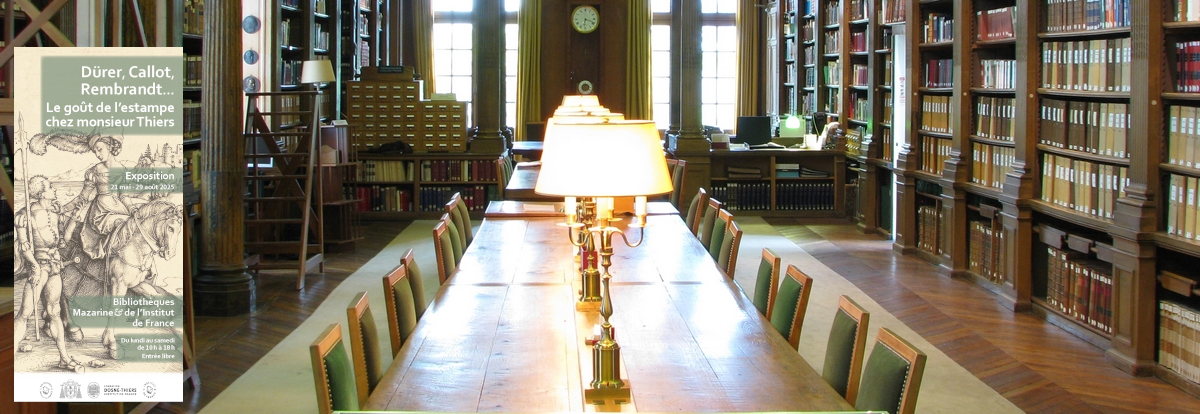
243, 91, 324, 290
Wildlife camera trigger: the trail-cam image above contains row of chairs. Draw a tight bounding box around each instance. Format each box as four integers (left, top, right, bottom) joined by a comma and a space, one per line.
749, 247, 928, 414
682, 187, 743, 277
311, 192, 476, 413
310, 249, 426, 413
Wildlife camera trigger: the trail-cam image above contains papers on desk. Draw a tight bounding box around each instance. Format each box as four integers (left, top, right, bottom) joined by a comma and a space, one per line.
521, 203, 558, 212
516, 161, 542, 167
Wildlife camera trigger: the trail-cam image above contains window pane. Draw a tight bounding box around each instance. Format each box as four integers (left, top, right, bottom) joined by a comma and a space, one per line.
701, 0, 717, 14
653, 104, 670, 129
433, 0, 472, 12
434, 75, 453, 94
701, 53, 717, 78
434, 50, 454, 76
452, 50, 472, 75
702, 78, 717, 102
652, 51, 671, 77
506, 77, 517, 101
701, 26, 717, 52
716, 104, 735, 130
433, 25, 453, 49
506, 50, 518, 75
702, 104, 716, 126
650, 0, 670, 13
505, 0, 520, 13
452, 24, 473, 49
716, 51, 736, 77
652, 78, 670, 104
651, 25, 671, 50
506, 103, 516, 128
717, 1, 736, 14
716, 79, 736, 104
505, 24, 519, 49
453, 77, 473, 98
717, 26, 736, 51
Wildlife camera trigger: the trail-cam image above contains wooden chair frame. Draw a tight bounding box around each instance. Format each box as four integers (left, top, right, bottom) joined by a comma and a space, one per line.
310, 323, 362, 414
433, 220, 454, 284
685, 187, 709, 236
383, 263, 414, 356
699, 197, 725, 248
666, 158, 687, 207
834, 295, 871, 405
719, 219, 743, 278
346, 292, 375, 401
400, 248, 428, 319
445, 192, 473, 247
757, 248, 782, 319
709, 207, 734, 260
870, 327, 927, 414
781, 264, 814, 350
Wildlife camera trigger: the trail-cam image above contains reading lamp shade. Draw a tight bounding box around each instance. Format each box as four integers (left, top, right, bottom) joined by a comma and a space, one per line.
301, 60, 336, 84
535, 120, 673, 198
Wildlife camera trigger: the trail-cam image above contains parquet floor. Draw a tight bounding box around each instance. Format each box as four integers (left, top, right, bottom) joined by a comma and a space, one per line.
766, 218, 1200, 414
149, 219, 1200, 413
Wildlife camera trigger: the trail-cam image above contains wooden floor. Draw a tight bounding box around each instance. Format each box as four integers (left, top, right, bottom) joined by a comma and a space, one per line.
155, 219, 1200, 413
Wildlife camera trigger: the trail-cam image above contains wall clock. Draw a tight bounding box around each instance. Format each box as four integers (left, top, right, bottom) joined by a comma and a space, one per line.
571, 5, 599, 34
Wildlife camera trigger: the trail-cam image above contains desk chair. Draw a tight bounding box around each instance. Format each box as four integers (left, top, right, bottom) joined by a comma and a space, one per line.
752, 248, 782, 317
717, 219, 743, 278
823, 295, 870, 404
697, 197, 724, 249
666, 158, 687, 208
432, 220, 457, 285
708, 208, 735, 260
310, 323, 362, 414
382, 263, 419, 357
440, 213, 464, 265
347, 292, 385, 394
770, 265, 814, 350
446, 192, 474, 248
495, 155, 514, 198
684, 188, 709, 236
400, 248, 428, 319
856, 327, 927, 414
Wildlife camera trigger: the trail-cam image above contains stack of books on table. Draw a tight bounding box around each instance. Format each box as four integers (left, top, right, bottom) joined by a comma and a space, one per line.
776, 163, 800, 178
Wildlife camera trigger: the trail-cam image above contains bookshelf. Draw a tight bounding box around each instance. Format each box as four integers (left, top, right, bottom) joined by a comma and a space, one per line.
708, 149, 847, 217
778, 0, 799, 118
272, 0, 340, 125
341, 0, 382, 105
350, 153, 501, 220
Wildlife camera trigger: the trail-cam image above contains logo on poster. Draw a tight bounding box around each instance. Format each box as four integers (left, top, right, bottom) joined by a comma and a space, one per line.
60, 380, 83, 399
144, 382, 157, 399
39, 382, 53, 399
88, 382, 101, 399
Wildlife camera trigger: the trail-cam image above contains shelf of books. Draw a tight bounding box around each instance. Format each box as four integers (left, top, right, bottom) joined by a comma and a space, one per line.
709, 150, 846, 217
800, 0, 819, 119
181, 0, 204, 146
779, 0, 799, 117
869, 0, 904, 237
351, 154, 500, 219
821, 0, 843, 120
1156, 0, 1200, 397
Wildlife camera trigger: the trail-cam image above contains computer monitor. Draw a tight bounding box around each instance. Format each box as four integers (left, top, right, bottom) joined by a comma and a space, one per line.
734, 116, 772, 145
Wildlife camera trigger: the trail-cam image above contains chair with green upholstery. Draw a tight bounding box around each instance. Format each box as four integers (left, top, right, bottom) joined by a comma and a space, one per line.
716, 219, 743, 278
445, 192, 474, 248
496, 155, 515, 198
310, 323, 363, 414
855, 327, 927, 414
440, 213, 464, 265
708, 208, 735, 260
697, 198, 724, 249
347, 292, 385, 394
666, 158, 687, 208
432, 220, 457, 285
382, 263, 419, 357
823, 295, 871, 405
684, 188, 708, 236
769, 264, 814, 350
400, 248, 428, 319
751, 248, 781, 317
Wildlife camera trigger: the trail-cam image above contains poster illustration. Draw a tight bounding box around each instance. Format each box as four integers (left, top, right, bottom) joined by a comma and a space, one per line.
13, 47, 184, 402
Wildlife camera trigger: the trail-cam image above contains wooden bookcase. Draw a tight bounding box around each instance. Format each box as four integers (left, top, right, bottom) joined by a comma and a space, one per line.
267, 0, 340, 126
708, 149, 846, 217
350, 153, 502, 220
341, 0, 382, 108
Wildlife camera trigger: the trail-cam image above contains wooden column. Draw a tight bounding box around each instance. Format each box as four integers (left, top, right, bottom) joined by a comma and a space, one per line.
1107, 0, 1162, 376
937, 0, 972, 278
892, 1, 918, 255
998, 0, 1040, 312
471, 0, 506, 154
669, 0, 710, 205
196, 0, 254, 316
667, 0, 682, 137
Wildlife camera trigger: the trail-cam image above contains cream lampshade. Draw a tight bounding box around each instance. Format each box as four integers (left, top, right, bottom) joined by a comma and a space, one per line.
535, 119, 672, 198
300, 60, 336, 84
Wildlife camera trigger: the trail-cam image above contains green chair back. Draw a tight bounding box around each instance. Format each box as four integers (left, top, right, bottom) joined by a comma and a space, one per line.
383, 264, 419, 357
752, 248, 781, 317
708, 209, 734, 260
684, 188, 708, 236
698, 198, 723, 249
855, 327, 927, 414
455, 198, 474, 245
310, 323, 362, 414
433, 220, 457, 284
347, 292, 384, 393
400, 249, 428, 319
716, 220, 742, 277
446, 193, 470, 248
769, 265, 813, 350
667, 158, 687, 208
822, 296, 870, 405
442, 214, 464, 265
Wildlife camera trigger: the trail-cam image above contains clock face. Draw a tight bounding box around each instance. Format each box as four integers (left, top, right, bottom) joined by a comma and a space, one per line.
572, 5, 599, 34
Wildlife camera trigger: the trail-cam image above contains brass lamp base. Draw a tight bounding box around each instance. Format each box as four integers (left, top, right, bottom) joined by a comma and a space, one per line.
584, 381, 631, 404
576, 267, 602, 311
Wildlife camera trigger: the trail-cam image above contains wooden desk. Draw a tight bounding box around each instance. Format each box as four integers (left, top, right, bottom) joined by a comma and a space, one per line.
365, 216, 853, 412
511, 141, 544, 160
504, 163, 560, 201
484, 200, 679, 218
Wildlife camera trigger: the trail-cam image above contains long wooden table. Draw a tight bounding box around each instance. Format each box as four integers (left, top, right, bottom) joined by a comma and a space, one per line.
365, 215, 853, 412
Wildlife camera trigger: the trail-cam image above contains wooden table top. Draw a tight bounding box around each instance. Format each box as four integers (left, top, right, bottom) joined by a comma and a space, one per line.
505, 163, 561, 201
511, 141, 544, 159
484, 200, 679, 218
364, 215, 853, 412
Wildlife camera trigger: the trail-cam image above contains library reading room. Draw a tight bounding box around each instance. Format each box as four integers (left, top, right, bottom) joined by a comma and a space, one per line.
6, 0, 1200, 413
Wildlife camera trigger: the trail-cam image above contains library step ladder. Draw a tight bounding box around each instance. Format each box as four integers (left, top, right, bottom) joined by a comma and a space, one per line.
243, 91, 324, 290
